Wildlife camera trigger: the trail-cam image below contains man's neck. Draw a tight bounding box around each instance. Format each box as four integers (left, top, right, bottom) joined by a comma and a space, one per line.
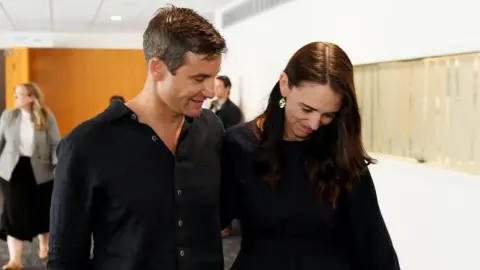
126, 87, 184, 127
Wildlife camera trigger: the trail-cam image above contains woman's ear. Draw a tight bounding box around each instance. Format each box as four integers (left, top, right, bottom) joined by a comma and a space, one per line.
279, 72, 291, 98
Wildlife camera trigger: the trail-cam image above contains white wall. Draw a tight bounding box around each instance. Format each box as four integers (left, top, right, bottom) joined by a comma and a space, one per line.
371, 155, 480, 270
218, 0, 480, 120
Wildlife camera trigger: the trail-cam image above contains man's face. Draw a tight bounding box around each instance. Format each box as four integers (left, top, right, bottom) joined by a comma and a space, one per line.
214, 78, 229, 100
156, 52, 222, 117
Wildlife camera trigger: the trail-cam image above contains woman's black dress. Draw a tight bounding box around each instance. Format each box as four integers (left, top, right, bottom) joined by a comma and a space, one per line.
220, 122, 400, 270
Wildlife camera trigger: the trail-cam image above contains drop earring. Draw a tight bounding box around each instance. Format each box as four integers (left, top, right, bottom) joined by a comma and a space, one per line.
279, 97, 286, 108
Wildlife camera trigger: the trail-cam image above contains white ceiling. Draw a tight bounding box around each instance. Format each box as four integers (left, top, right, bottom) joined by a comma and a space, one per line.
0, 0, 235, 33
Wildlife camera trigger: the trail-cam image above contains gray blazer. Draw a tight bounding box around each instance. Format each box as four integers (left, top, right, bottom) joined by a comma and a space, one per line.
0, 109, 60, 185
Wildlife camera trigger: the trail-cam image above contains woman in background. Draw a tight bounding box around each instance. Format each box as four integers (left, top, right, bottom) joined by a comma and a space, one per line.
0, 82, 60, 269
221, 42, 400, 269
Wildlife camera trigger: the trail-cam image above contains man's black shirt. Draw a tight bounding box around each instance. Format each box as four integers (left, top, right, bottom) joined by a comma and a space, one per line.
48, 100, 225, 270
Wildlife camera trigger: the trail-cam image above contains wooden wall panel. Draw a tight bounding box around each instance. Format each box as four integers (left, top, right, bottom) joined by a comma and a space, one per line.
474, 56, 480, 167
28, 48, 146, 136
4, 48, 30, 110
409, 61, 426, 161
0, 50, 6, 112
355, 52, 480, 174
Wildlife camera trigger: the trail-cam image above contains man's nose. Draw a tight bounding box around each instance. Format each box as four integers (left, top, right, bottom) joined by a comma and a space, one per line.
204, 86, 215, 99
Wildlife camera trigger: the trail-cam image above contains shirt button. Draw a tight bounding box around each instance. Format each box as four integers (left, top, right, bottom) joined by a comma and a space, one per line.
130, 114, 137, 120
152, 135, 158, 141
179, 250, 185, 256
177, 190, 182, 196
178, 220, 183, 227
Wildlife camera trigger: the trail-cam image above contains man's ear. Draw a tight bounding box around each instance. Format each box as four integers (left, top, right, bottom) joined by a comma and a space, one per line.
148, 57, 169, 82
279, 72, 291, 97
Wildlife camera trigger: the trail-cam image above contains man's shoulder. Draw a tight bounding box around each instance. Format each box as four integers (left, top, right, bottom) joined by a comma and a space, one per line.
229, 99, 242, 110
59, 111, 112, 151
197, 109, 225, 132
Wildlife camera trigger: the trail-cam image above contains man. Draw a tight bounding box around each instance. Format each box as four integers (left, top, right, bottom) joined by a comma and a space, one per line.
48, 6, 227, 270
209, 76, 242, 238
209, 76, 243, 130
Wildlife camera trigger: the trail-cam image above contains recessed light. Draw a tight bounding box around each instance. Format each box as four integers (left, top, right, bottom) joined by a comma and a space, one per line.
110, 16, 122, 21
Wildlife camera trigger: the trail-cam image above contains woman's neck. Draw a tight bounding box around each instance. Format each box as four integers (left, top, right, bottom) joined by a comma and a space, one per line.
20, 108, 31, 114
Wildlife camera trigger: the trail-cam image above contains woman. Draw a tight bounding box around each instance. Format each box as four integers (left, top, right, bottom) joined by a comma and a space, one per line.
220, 42, 400, 270
0, 82, 60, 269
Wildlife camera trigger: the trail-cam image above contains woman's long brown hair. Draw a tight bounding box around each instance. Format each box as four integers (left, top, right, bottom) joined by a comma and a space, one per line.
20, 82, 49, 131
252, 42, 376, 207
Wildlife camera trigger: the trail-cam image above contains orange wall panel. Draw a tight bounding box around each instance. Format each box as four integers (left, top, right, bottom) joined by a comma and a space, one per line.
28, 48, 146, 136
4, 48, 30, 109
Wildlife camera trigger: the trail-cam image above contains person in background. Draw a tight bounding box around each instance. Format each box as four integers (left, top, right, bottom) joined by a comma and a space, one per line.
48, 6, 227, 270
220, 42, 400, 270
210, 76, 243, 130
0, 82, 60, 269
110, 95, 125, 103
210, 75, 243, 237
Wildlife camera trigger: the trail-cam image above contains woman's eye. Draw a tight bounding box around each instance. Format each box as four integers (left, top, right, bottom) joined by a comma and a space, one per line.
302, 108, 312, 113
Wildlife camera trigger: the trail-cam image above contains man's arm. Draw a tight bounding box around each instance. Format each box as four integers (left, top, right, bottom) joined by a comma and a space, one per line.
48, 138, 94, 270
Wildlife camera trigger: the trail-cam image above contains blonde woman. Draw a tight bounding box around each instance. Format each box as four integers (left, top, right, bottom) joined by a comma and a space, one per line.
0, 82, 60, 269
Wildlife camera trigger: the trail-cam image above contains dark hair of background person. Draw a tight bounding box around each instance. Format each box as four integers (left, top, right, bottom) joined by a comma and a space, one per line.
252, 42, 376, 206
142, 5, 227, 75
110, 95, 125, 103
216, 75, 232, 88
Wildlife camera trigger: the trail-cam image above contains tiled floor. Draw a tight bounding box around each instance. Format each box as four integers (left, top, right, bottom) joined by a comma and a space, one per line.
222, 235, 241, 269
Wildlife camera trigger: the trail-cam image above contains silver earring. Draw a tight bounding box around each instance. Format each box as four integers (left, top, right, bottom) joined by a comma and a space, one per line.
279, 97, 286, 108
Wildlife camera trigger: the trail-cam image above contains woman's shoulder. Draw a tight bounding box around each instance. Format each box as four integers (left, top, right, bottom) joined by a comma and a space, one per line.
47, 110, 57, 119
224, 121, 258, 152
1, 108, 18, 116
0, 109, 19, 121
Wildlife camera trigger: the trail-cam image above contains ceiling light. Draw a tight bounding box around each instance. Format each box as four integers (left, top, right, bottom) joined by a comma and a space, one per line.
110, 16, 122, 21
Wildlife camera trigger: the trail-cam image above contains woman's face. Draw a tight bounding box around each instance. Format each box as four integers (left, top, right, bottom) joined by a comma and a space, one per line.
279, 73, 341, 141
14, 85, 34, 109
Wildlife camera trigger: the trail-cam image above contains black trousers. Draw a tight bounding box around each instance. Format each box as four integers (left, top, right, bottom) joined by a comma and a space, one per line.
0, 157, 53, 242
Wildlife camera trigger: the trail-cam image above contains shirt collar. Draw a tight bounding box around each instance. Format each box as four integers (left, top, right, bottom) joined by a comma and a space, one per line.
103, 99, 132, 122
103, 99, 194, 130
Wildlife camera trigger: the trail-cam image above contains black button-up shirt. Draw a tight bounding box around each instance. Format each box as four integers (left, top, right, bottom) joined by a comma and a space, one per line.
48, 100, 225, 270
